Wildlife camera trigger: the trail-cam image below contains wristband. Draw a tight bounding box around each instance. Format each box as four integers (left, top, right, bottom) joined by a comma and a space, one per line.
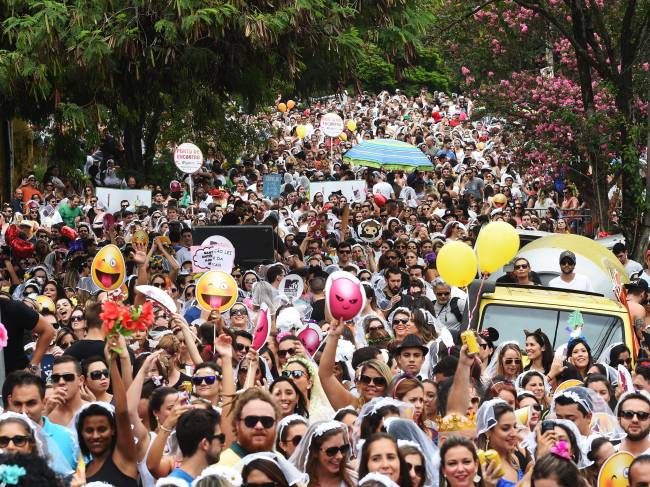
160, 424, 173, 433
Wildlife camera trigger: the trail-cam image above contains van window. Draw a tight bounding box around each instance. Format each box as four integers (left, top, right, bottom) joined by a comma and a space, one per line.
480, 304, 624, 361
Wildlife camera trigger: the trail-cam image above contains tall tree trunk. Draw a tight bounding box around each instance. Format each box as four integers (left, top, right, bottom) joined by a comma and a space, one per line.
123, 121, 144, 171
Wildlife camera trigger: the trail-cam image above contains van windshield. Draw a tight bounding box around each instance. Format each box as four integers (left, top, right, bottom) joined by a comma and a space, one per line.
480, 304, 624, 361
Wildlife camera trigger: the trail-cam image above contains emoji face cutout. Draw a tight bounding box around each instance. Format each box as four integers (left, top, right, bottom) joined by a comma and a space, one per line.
92, 244, 125, 291
252, 303, 270, 351
358, 219, 382, 243
597, 451, 633, 487
297, 323, 322, 356
325, 271, 365, 321
132, 230, 149, 248
195, 270, 238, 313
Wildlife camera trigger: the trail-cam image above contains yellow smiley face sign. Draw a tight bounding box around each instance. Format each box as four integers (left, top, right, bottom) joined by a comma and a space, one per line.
92, 244, 126, 291
195, 270, 238, 313
597, 451, 633, 487
132, 230, 149, 248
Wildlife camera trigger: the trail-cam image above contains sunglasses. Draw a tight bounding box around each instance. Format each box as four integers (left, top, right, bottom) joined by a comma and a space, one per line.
321, 444, 351, 457
232, 274, 242, 278
0, 435, 33, 448
235, 343, 250, 353
287, 435, 303, 447
209, 432, 226, 444
560, 260, 574, 266
338, 249, 351, 254
504, 358, 522, 365
368, 325, 385, 333
51, 373, 76, 383
283, 370, 306, 379
406, 462, 425, 476
619, 410, 650, 421
435, 292, 450, 297
192, 375, 220, 385
152, 282, 165, 288
514, 264, 529, 270
242, 415, 275, 429
357, 374, 387, 387
231, 308, 247, 317
392, 318, 409, 327
278, 347, 297, 358
70, 315, 84, 322
89, 369, 109, 380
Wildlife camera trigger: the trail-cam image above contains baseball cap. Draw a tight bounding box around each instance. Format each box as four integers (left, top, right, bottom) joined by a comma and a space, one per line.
559, 250, 576, 264
625, 279, 649, 293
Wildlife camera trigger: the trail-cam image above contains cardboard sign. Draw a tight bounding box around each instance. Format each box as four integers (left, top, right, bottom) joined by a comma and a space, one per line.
195, 270, 238, 313
358, 219, 382, 243
325, 270, 365, 321
91, 244, 125, 291
263, 174, 282, 199
96, 188, 152, 213
174, 143, 204, 173
252, 303, 271, 351
309, 180, 367, 203
320, 113, 344, 137
279, 274, 304, 302
191, 235, 235, 273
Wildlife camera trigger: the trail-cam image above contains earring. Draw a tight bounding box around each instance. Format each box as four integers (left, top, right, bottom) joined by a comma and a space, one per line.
474, 474, 482, 483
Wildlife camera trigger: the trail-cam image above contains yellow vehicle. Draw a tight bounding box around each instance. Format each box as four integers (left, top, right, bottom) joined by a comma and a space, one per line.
470, 284, 634, 362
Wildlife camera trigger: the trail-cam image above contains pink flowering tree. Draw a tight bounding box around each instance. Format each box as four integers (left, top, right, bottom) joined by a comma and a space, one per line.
435, 0, 649, 256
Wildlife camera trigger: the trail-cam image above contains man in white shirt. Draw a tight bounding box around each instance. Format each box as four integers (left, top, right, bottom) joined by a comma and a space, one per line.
549, 251, 592, 292
616, 391, 650, 456
613, 242, 644, 277
372, 172, 395, 200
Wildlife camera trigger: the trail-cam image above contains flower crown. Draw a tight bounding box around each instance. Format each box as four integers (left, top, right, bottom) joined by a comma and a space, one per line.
435, 412, 477, 432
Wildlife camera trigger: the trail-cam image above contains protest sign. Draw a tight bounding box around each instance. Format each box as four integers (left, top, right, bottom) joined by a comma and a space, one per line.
309, 180, 367, 203
96, 188, 152, 213
320, 113, 344, 137
263, 174, 282, 199
174, 143, 203, 173
191, 235, 236, 273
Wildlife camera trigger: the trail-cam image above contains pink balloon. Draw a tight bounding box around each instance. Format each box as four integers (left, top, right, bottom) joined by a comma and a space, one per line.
328, 276, 364, 320
298, 326, 321, 356
252, 306, 270, 351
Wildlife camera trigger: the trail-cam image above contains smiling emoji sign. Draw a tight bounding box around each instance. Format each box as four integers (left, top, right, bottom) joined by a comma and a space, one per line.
91, 244, 126, 291
597, 451, 633, 487
196, 270, 238, 313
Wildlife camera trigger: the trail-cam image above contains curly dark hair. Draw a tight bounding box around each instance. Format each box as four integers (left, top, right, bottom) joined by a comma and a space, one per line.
0, 453, 63, 487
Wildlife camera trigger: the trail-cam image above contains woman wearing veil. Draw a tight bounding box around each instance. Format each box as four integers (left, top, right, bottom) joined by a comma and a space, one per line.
384, 418, 439, 487
289, 421, 357, 487
283, 357, 335, 422
240, 452, 308, 487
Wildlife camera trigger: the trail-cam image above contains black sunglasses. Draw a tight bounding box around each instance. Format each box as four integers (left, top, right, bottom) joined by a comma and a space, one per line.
192, 375, 220, 385
283, 370, 306, 379
242, 415, 275, 428
322, 444, 350, 457
0, 435, 33, 448
357, 374, 387, 387
287, 435, 303, 446
51, 373, 76, 383
620, 410, 650, 421
278, 348, 297, 358
230, 308, 247, 317
406, 462, 425, 476
235, 343, 250, 352
89, 369, 109, 380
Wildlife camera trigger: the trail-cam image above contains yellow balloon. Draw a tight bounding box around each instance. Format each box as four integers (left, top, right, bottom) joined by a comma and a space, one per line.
278, 103, 287, 113
476, 221, 520, 273
339, 132, 347, 141
346, 120, 357, 131
437, 241, 477, 287
287, 100, 296, 110
296, 125, 307, 138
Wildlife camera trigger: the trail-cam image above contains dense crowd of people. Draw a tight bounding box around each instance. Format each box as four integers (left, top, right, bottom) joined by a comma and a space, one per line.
0, 89, 648, 487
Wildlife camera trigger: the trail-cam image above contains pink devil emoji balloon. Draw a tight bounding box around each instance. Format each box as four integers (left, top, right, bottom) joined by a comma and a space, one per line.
325, 271, 366, 321
297, 323, 322, 357
252, 303, 271, 351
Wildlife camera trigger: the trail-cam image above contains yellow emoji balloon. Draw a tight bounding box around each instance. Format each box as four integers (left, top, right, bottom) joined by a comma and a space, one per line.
195, 270, 238, 313
597, 451, 633, 487
132, 230, 149, 248
92, 244, 126, 291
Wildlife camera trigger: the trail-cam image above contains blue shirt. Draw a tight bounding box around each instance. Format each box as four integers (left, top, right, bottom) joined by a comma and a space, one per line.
42, 416, 80, 475
166, 468, 194, 485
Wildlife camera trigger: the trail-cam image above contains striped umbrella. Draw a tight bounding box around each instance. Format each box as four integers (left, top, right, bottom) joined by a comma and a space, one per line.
343, 139, 434, 171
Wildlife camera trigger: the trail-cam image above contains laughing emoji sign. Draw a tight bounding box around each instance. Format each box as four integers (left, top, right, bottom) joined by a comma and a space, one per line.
196, 270, 238, 313
92, 244, 126, 291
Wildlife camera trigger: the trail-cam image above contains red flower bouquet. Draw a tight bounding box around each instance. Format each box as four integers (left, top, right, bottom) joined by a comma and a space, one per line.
100, 300, 154, 353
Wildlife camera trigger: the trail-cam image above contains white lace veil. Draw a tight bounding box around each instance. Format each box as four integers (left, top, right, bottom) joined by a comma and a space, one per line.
359, 472, 400, 487
288, 420, 349, 473
284, 357, 334, 422
240, 451, 309, 486
385, 418, 439, 487
476, 398, 509, 436
0, 412, 50, 463
277, 414, 310, 443
520, 418, 593, 469
192, 465, 242, 487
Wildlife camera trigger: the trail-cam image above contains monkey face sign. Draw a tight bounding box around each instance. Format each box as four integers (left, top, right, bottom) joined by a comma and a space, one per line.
358, 219, 382, 243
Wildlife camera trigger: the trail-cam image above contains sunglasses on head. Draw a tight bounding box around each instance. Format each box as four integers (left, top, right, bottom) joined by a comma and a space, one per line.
321, 444, 351, 457
51, 373, 76, 383
357, 374, 387, 387
89, 369, 109, 380
283, 370, 306, 379
242, 415, 275, 429
619, 410, 650, 421
192, 375, 220, 385
0, 435, 33, 448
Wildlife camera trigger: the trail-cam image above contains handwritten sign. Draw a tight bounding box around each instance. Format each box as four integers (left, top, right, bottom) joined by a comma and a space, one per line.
191, 235, 235, 273
320, 113, 344, 137
174, 143, 203, 174
263, 174, 282, 199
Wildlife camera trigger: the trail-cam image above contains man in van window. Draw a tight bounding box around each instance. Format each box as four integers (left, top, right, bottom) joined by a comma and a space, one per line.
548, 251, 592, 292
